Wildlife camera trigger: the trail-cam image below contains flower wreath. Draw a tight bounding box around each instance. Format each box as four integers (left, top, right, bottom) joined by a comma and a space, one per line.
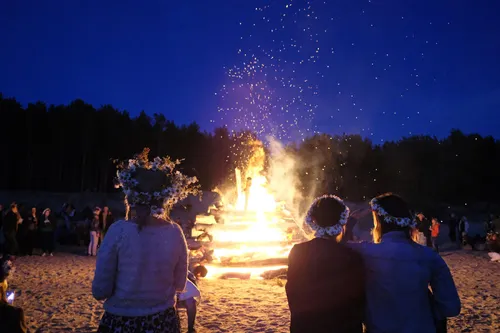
370, 196, 416, 228
305, 194, 350, 238
115, 148, 201, 218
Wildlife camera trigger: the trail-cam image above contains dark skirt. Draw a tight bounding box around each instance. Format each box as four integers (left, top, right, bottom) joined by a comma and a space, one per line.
97, 307, 180, 333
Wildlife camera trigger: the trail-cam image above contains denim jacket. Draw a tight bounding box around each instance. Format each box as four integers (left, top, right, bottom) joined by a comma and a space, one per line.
349, 232, 461, 333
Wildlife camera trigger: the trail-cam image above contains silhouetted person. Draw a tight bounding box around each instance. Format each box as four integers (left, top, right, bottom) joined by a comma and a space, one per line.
3, 204, 21, 256
21, 207, 38, 256
244, 177, 252, 212
448, 213, 459, 243
417, 213, 432, 247
40, 208, 55, 256
99, 206, 114, 242
286, 195, 365, 333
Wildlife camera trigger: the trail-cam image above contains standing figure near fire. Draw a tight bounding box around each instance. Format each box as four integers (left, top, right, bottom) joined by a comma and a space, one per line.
286, 195, 365, 333
350, 193, 460, 333
92, 148, 200, 333
244, 177, 252, 212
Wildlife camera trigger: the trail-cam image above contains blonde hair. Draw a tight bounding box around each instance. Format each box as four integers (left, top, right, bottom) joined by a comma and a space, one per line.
371, 211, 382, 244
371, 211, 416, 244
0, 280, 7, 303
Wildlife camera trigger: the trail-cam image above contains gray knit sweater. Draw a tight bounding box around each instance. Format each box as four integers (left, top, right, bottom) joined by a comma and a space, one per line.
92, 220, 188, 317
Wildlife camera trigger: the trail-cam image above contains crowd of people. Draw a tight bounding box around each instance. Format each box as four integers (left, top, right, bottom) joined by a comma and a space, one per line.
1, 147, 499, 333
409, 211, 499, 253
0, 202, 115, 258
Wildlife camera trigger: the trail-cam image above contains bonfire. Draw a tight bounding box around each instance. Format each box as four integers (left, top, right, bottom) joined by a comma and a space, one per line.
191, 139, 304, 279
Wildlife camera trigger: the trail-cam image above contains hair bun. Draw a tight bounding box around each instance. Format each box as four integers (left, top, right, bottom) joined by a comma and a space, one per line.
134, 168, 170, 193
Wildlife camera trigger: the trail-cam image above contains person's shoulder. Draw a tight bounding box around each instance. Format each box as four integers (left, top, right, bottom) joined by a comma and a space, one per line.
107, 219, 128, 230
346, 240, 371, 251
0, 302, 24, 317
167, 221, 185, 236
338, 241, 365, 259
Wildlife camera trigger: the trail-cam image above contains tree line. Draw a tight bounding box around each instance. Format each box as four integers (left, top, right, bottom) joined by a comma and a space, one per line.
1, 93, 499, 209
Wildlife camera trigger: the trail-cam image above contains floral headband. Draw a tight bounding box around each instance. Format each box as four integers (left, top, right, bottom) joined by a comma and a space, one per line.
115, 148, 201, 218
305, 195, 350, 238
370, 197, 416, 228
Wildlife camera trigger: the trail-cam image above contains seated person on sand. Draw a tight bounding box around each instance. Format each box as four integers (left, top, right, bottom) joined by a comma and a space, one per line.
92, 149, 199, 333
349, 193, 461, 333
177, 266, 207, 333
0, 256, 28, 333
286, 195, 365, 333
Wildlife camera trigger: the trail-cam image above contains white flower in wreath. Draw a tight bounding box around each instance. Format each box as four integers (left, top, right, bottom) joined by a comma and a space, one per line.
305, 194, 350, 238
370, 198, 415, 228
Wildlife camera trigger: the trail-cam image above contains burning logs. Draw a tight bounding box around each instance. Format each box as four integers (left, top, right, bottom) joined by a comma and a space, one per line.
219, 258, 288, 267
260, 268, 288, 280
220, 272, 251, 280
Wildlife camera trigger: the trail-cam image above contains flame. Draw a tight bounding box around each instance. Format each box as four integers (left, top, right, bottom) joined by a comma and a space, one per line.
201, 138, 297, 279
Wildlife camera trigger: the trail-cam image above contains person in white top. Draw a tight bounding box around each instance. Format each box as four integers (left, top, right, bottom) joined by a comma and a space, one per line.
92, 148, 201, 333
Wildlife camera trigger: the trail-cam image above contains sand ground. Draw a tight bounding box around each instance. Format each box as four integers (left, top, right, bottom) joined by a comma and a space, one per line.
8, 248, 499, 333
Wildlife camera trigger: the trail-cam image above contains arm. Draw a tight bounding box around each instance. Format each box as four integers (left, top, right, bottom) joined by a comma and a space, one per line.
92, 223, 119, 300
285, 245, 299, 303
173, 224, 188, 293
429, 254, 461, 318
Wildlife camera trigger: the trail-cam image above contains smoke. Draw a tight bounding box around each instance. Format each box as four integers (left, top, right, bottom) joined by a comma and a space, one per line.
266, 136, 318, 238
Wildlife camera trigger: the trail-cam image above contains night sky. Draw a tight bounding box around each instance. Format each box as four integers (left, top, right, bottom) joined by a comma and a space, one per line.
1, 0, 499, 142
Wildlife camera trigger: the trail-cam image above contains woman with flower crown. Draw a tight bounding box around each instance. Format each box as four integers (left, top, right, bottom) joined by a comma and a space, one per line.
285, 195, 365, 333
350, 193, 460, 333
92, 149, 200, 333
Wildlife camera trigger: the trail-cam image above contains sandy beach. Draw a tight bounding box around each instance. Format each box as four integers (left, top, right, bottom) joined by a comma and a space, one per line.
8, 248, 499, 333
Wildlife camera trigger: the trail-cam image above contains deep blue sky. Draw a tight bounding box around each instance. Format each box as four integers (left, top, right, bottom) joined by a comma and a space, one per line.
1, 0, 499, 142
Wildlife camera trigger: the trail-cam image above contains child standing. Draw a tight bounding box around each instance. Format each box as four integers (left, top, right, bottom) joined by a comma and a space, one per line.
430, 218, 440, 252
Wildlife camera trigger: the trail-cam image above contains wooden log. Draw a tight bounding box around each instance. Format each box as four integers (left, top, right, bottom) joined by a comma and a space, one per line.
220, 272, 251, 280
214, 257, 288, 267
261, 268, 288, 280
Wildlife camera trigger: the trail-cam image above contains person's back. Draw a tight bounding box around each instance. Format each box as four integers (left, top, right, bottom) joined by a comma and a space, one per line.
92, 220, 188, 317
286, 194, 365, 333
350, 193, 460, 333
354, 234, 459, 332
0, 301, 27, 333
287, 239, 365, 333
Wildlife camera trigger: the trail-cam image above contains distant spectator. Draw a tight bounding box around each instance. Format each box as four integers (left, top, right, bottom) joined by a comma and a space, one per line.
99, 206, 114, 243
417, 213, 432, 247
3, 204, 21, 256
88, 208, 101, 256
448, 213, 459, 243
430, 218, 440, 252
458, 217, 469, 247
485, 214, 495, 234
21, 207, 38, 256
40, 208, 55, 256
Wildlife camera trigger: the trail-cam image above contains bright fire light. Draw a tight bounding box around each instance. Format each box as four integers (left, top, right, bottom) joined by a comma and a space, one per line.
200, 138, 299, 279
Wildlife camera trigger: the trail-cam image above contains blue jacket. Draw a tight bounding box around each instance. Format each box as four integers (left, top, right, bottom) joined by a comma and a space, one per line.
349, 232, 461, 333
